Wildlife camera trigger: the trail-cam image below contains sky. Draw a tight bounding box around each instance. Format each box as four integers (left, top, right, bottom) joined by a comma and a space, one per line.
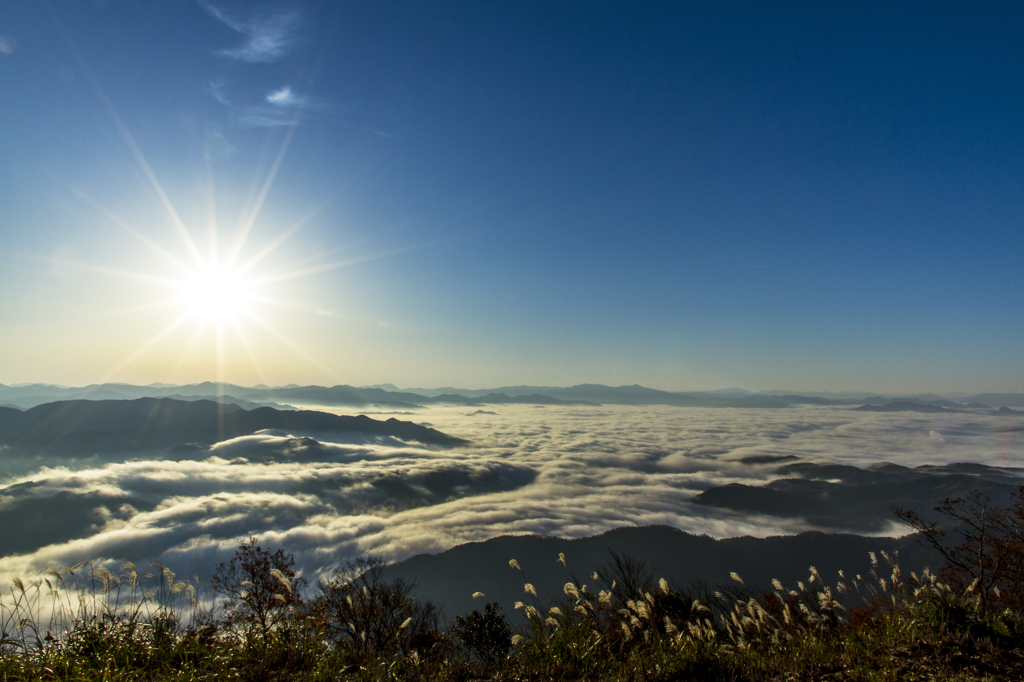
1, 1, 1022, 393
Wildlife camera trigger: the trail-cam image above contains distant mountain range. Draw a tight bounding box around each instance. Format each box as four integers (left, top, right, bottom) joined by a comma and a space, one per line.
855, 401, 955, 414
0, 398, 466, 457
3, 382, 1022, 412
383, 525, 942, 619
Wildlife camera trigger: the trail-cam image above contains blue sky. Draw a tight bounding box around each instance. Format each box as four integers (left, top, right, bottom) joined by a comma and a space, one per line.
0, 1, 1022, 392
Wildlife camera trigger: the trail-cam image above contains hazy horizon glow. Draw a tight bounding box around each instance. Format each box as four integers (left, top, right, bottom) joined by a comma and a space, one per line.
1, 2, 1023, 393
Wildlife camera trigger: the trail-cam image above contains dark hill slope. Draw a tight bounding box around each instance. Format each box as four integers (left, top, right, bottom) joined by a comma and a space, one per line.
0, 405, 22, 432
0, 398, 466, 455
384, 525, 940, 618
694, 461, 1024, 532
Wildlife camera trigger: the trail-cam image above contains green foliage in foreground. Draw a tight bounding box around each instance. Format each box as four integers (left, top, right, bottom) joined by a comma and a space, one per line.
0, 552, 1022, 681
4, 487, 1024, 681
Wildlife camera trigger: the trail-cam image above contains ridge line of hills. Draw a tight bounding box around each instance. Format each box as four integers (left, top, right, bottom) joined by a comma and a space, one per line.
382, 524, 944, 619
0, 397, 467, 456
2, 382, 1023, 412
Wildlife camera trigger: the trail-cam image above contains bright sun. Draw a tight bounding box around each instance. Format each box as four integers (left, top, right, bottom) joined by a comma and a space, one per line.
67, 82, 355, 383
179, 264, 254, 322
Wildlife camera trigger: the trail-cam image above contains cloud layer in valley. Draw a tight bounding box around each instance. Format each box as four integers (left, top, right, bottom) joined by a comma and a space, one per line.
0, 404, 1021, 587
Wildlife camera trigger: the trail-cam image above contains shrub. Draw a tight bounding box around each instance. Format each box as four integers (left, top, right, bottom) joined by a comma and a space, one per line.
208, 536, 308, 641
312, 555, 444, 658
452, 602, 512, 662
896, 486, 1024, 608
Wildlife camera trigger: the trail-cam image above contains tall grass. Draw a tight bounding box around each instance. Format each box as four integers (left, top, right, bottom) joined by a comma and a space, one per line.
0, 548, 1020, 681
0, 559, 201, 652
481, 548, 1024, 681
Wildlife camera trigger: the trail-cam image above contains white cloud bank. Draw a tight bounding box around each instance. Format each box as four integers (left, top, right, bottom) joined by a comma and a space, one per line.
0, 405, 1021, 585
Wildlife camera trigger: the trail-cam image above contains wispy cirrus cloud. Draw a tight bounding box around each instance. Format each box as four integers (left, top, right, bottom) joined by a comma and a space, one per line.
207, 79, 230, 105
197, 0, 299, 63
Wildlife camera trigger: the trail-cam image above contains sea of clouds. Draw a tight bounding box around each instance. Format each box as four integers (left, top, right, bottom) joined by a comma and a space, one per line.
0, 404, 1021, 585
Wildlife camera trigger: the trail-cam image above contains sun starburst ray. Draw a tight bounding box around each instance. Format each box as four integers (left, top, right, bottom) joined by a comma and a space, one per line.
95, 297, 194, 320
215, 319, 227, 389
27, 254, 182, 289
46, 5, 207, 270
169, 318, 212, 383
241, 310, 339, 380
98, 310, 197, 383
236, 190, 341, 277
245, 294, 335, 316
228, 317, 270, 386
249, 245, 417, 287
76, 192, 193, 276
225, 121, 301, 270
204, 160, 220, 265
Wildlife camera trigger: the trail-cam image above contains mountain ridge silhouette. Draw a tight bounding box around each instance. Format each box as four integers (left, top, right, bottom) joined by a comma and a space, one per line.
0, 398, 467, 456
